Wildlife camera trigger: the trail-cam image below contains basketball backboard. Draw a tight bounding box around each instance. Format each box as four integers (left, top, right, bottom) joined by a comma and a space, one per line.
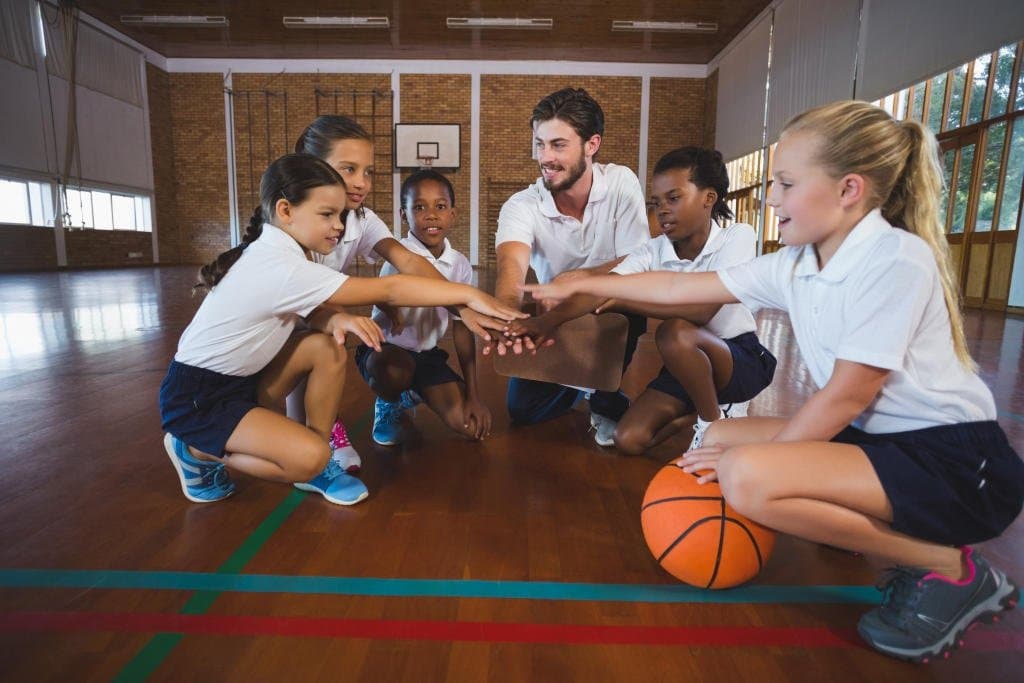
394, 123, 461, 169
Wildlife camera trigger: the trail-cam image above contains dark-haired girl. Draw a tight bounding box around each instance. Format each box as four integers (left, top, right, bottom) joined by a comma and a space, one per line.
509, 147, 775, 454
159, 154, 523, 506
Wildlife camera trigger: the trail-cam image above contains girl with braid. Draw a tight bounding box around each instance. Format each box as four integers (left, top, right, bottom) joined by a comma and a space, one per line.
158, 154, 523, 506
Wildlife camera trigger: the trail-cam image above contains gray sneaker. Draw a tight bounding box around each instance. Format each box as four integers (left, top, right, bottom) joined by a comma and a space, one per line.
857, 548, 1019, 663
589, 412, 617, 447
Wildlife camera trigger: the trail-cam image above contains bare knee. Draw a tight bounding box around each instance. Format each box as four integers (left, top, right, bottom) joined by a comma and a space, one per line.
367, 346, 414, 398
655, 318, 699, 354
286, 438, 330, 482
717, 446, 767, 518
613, 423, 651, 455
307, 333, 347, 373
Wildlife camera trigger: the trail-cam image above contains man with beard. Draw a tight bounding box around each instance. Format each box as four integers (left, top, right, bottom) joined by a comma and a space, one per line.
492, 87, 651, 444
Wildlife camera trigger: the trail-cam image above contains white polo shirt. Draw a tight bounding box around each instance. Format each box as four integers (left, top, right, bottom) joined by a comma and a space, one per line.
176, 223, 347, 376
612, 222, 757, 340
373, 234, 473, 352
494, 162, 651, 283
314, 207, 392, 273
718, 209, 996, 433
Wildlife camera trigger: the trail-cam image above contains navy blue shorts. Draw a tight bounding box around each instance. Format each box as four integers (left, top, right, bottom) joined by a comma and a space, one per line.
158, 360, 260, 457
355, 343, 462, 395
646, 332, 777, 410
833, 421, 1024, 546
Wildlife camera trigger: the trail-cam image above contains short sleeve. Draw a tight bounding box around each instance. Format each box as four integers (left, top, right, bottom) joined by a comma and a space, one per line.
611, 168, 652, 257
713, 224, 757, 270
717, 249, 792, 313
452, 253, 473, 285
360, 210, 395, 262
835, 252, 933, 370
494, 196, 536, 249
611, 241, 654, 275
273, 260, 348, 317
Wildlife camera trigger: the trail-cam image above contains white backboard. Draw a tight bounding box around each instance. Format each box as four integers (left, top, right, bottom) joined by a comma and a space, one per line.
394, 123, 461, 169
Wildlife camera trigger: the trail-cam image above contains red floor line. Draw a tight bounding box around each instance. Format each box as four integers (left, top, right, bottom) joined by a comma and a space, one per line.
1, 611, 1020, 651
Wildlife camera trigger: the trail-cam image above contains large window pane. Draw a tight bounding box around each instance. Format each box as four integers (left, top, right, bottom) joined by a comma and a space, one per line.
135, 196, 152, 231
997, 120, 1024, 231
941, 149, 956, 229
927, 72, 948, 132
64, 188, 92, 228
946, 64, 968, 130
0, 180, 30, 224
950, 144, 975, 234
910, 81, 927, 121
1016, 51, 1024, 111
92, 191, 113, 230
975, 123, 1006, 233
966, 54, 991, 125
111, 195, 134, 230
990, 44, 1016, 117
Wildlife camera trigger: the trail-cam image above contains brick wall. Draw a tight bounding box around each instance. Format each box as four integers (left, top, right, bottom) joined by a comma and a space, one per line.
479, 76, 643, 269
170, 72, 229, 265
704, 69, 719, 149
0, 225, 57, 270
65, 229, 153, 268
647, 78, 707, 184
399, 74, 472, 255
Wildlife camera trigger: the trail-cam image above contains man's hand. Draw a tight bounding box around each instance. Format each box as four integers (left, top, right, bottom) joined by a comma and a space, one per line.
504, 315, 559, 353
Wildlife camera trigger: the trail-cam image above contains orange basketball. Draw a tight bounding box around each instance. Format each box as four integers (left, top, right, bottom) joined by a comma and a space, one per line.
641, 458, 776, 589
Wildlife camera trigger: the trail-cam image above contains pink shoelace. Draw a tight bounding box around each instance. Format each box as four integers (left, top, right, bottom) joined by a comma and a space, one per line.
330, 420, 351, 449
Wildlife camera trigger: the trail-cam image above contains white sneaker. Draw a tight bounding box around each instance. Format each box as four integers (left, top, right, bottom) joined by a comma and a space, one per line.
720, 401, 749, 418
590, 412, 617, 447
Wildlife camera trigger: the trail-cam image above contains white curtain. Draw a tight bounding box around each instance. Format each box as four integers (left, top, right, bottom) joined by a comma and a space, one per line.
42, 5, 144, 107
715, 14, 772, 162
767, 0, 861, 142
0, 0, 37, 68
856, 0, 1024, 102
0, 57, 51, 174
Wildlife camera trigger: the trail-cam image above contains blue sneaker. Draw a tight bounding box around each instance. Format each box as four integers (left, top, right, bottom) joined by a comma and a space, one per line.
372, 396, 406, 446
163, 433, 235, 502
293, 459, 369, 505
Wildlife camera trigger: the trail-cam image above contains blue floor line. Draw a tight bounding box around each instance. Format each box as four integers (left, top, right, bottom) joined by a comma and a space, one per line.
0, 569, 878, 605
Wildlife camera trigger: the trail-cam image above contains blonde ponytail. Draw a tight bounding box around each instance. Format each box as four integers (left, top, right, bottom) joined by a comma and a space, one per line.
783, 100, 975, 370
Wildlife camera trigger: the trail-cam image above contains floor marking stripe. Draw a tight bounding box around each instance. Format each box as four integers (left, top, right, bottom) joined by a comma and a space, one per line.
0, 569, 879, 604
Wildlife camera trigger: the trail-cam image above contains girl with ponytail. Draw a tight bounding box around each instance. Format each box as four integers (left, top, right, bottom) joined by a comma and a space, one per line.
507, 146, 775, 455
160, 153, 523, 508
523, 101, 1022, 663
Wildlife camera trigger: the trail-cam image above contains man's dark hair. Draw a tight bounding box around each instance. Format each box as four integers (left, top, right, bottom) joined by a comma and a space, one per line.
531, 87, 605, 143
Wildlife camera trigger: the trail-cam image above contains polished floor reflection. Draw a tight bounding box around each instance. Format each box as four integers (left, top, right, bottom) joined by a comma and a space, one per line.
0, 266, 1021, 682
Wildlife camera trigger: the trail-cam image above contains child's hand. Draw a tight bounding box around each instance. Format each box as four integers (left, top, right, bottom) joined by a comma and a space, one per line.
594, 298, 617, 314
377, 303, 404, 335
331, 311, 385, 351
462, 396, 492, 440
677, 445, 725, 484
504, 316, 559, 352
467, 291, 529, 324
520, 281, 575, 308
458, 308, 508, 344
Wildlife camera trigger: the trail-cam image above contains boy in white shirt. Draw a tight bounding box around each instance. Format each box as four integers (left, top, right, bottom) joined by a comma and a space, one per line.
356, 170, 491, 444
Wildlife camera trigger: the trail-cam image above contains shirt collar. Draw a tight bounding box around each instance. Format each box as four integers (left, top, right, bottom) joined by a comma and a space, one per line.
656, 221, 724, 266
536, 163, 608, 219
794, 209, 893, 281
402, 233, 456, 266
258, 223, 307, 258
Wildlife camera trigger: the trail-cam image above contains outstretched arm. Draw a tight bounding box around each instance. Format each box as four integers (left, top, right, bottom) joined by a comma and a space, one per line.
327, 274, 526, 322
524, 270, 737, 308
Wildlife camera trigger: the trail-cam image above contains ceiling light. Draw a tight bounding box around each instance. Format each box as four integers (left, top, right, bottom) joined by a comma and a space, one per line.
446, 17, 553, 30
612, 20, 717, 33
283, 16, 390, 29
120, 15, 228, 27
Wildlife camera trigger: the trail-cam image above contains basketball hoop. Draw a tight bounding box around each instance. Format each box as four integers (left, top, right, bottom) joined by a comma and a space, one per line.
417, 154, 436, 170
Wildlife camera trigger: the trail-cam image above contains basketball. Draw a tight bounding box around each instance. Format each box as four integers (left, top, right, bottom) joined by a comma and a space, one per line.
641, 458, 776, 589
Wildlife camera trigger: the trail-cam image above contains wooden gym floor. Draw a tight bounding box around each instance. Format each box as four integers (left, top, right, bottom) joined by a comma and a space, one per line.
0, 266, 1021, 682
